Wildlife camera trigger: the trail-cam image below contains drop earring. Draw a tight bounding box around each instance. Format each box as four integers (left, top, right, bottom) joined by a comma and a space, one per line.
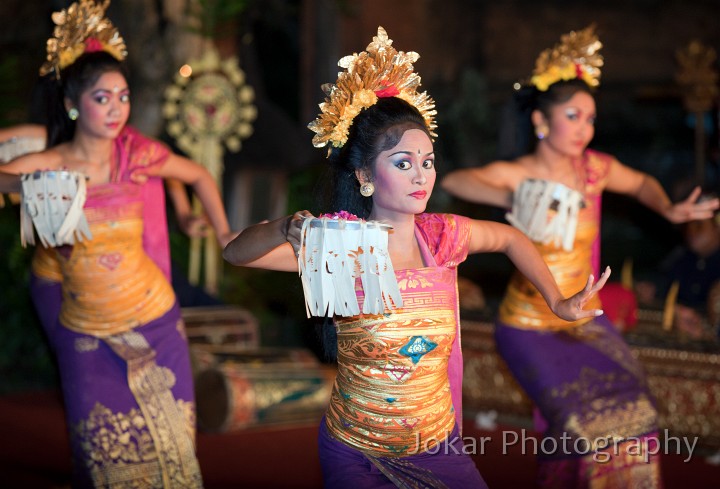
68, 108, 79, 121
535, 123, 549, 140
360, 182, 375, 197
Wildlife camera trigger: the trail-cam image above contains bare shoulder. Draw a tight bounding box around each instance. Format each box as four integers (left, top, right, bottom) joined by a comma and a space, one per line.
31, 146, 66, 169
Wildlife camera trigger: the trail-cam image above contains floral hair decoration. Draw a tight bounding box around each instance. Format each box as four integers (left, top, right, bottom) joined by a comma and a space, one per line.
40, 0, 127, 79
308, 26, 437, 154
529, 24, 603, 92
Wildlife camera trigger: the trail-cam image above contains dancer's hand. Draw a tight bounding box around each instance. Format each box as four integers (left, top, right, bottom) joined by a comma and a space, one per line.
178, 214, 209, 238
665, 186, 719, 224
285, 210, 314, 256
552, 266, 611, 321
129, 167, 156, 184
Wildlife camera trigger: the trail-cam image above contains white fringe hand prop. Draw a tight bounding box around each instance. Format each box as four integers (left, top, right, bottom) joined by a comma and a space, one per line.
505, 179, 583, 251
20, 170, 92, 248
0, 137, 46, 163
298, 216, 403, 317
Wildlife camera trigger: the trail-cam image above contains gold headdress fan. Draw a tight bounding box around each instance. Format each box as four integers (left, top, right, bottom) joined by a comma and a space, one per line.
308, 26, 437, 154
40, 0, 127, 78
529, 24, 603, 92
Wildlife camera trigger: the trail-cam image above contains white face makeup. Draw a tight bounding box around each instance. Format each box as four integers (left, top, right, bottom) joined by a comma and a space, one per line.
76, 71, 130, 139
544, 91, 596, 158
368, 128, 436, 221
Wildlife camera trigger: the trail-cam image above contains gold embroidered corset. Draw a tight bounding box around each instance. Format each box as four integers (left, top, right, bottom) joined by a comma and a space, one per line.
58, 185, 174, 337
500, 178, 601, 330
31, 245, 63, 282
325, 265, 458, 457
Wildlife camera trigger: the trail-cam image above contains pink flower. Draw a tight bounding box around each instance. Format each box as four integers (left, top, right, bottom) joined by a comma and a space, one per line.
374, 85, 400, 98
574, 63, 584, 79
320, 210, 360, 221
84, 37, 104, 53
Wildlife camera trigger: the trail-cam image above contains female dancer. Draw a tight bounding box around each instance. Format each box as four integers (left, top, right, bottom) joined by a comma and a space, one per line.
0, 122, 216, 323
441, 25, 718, 487
223, 27, 609, 489
0, 1, 234, 486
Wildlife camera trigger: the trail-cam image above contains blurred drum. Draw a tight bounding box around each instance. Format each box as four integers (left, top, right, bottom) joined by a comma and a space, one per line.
190, 344, 320, 373
182, 305, 260, 348
195, 359, 335, 432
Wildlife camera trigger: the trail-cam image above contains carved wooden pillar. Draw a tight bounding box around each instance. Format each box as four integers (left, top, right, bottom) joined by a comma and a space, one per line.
675, 41, 719, 187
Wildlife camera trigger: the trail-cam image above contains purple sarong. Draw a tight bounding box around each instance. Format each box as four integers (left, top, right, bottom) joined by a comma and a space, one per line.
48, 302, 200, 487
24, 125, 202, 487
319, 417, 487, 489
494, 314, 662, 486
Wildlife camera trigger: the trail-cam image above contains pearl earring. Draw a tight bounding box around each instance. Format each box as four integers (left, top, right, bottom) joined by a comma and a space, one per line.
68, 108, 79, 121
360, 182, 375, 197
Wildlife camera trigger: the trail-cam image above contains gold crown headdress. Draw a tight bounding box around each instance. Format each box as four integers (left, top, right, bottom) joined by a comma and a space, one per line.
40, 0, 127, 79
529, 24, 603, 92
308, 26, 437, 154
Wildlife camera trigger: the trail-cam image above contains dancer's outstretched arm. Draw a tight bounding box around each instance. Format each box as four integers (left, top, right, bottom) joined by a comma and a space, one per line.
223, 210, 312, 272
468, 219, 610, 321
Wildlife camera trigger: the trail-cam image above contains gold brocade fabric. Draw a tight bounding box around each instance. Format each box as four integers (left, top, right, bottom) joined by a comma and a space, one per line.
325, 266, 458, 457
566, 391, 658, 449
73, 331, 202, 488
59, 201, 174, 337
582, 442, 662, 489
546, 321, 659, 444
552, 365, 658, 445
539, 433, 662, 488
31, 245, 63, 282
500, 151, 611, 330
499, 212, 599, 329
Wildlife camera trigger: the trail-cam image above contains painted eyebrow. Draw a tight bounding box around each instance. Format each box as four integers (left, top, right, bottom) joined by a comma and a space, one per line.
564, 106, 594, 113
91, 88, 130, 95
388, 150, 435, 157
564, 107, 596, 117
565, 109, 597, 118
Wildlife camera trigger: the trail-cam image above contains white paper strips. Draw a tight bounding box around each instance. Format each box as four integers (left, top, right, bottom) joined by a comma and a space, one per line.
298, 217, 403, 317
20, 170, 92, 247
505, 178, 583, 251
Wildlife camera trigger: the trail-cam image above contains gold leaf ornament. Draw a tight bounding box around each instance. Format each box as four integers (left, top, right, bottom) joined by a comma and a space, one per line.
308, 26, 437, 153
529, 24, 603, 92
675, 40, 719, 113
40, 0, 127, 78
